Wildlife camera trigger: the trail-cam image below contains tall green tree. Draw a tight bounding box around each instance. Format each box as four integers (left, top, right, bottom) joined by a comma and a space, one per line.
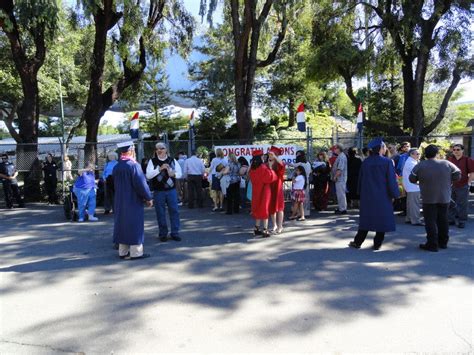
200, 0, 291, 143
184, 23, 234, 139
77, 0, 194, 162
357, 0, 474, 138
0, 0, 59, 147
307, 0, 370, 114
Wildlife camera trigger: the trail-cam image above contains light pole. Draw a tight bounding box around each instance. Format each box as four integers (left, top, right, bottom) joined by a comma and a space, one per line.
57, 54, 66, 197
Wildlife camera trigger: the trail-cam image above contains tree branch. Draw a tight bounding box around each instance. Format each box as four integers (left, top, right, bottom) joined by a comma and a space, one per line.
257, 6, 287, 68
0, 102, 21, 142
357, 1, 383, 18
422, 66, 462, 135
148, 0, 166, 28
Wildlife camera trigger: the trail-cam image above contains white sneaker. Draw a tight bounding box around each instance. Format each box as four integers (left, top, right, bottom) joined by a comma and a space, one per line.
78, 218, 84, 222
89, 216, 99, 222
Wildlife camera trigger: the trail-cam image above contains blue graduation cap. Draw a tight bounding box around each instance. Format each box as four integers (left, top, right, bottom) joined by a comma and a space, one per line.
367, 137, 384, 149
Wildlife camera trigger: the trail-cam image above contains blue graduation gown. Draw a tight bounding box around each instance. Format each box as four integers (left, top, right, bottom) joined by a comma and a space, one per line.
358, 155, 400, 232
113, 159, 152, 245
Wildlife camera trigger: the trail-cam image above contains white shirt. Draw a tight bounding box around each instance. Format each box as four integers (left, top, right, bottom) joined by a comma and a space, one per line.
293, 175, 305, 190
402, 156, 420, 192
209, 157, 228, 175
183, 155, 205, 178
146, 156, 182, 180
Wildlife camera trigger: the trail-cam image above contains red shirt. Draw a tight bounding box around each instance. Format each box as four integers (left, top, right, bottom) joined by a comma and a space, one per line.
448, 156, 474, 188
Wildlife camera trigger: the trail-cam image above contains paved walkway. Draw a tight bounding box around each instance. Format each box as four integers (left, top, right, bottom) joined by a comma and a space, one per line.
0, 202, 472, 353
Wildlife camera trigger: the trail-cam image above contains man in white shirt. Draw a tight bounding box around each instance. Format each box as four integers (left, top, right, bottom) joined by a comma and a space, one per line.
183, 151, 206, 208
402, 148, 423, 225
146, 142, 183, 242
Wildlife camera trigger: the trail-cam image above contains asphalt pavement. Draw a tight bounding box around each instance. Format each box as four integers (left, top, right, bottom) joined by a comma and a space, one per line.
0, 200, 472, 353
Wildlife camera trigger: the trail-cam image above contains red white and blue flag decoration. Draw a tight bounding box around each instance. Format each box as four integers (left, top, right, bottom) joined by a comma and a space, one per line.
189, 110, 195, 127
356, 103, 364, 132
296, 102, 306, 132
130, 112, 139, 139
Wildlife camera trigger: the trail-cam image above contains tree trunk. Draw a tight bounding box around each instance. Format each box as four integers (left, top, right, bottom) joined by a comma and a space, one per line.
342, 74, 358, 114
229, 0, 286, 144
401, 62, 415, 131
82, 6, 110, 165
288, 96, 295, 127
16, 74, 42, 200
234, 70, 253, 144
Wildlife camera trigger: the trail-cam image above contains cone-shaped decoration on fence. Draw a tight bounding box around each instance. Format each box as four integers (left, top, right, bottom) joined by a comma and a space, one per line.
130, 112, 139, 139
296, 102, 306, 132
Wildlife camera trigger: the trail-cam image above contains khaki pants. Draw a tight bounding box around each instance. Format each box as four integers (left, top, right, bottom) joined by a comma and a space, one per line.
406, 191, 422, 224
335, 180, 347, 211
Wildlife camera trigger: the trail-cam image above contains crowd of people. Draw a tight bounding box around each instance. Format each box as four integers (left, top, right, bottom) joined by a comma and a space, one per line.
0, 138, 472, 259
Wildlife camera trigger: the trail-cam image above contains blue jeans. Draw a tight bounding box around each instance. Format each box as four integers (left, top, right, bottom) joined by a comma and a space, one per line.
73, 187, 96, 220
153, 189, 180, 237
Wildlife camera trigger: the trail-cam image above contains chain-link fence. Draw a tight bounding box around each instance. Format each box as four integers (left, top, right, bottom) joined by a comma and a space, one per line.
1, 132, 471, 203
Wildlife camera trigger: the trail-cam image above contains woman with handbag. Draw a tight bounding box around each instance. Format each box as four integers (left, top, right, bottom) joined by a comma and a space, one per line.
209, 148, 227, 211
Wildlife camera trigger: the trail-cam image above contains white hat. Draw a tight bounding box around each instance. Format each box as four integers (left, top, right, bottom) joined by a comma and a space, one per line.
117, 141, 135, 148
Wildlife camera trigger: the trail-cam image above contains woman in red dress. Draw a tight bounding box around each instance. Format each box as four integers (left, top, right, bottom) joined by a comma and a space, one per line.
267, 146, 286, 234
249, 150, 277, 238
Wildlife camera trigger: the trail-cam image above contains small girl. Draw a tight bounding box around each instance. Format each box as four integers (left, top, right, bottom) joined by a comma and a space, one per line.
289, 165, 307, 221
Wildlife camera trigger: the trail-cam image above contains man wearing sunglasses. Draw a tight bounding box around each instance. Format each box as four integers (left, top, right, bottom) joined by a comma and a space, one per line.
0, 153, 25, 209
146, 142, 182, 242
448, 144, 474, 229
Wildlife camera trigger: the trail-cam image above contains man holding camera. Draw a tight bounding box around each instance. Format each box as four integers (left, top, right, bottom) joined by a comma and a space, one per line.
146, 142, 182, 242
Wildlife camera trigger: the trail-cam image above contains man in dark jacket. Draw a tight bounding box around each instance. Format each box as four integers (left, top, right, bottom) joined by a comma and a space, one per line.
0, 153, 24, 208
409, 145, 461, 252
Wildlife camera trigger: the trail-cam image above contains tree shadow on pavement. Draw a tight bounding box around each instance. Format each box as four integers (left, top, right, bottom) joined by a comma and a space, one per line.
1, 203, 473, 350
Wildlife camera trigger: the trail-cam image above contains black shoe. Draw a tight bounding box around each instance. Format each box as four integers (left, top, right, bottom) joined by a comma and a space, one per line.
170, 235, 181, 242
372, 244, 382, 251
419, 243, 438, 252
449, 221, 456, 226
262, 229, 271, 238
438, 244, 448, 249
348, 241, 360, 249
254, 226, 263, 236
104, 210, 110, 215
130, 253, 151, 260
119, 252, 130, 259
335, 210, 347, 215
159, 236, 168, 242
458, 222, 465, 229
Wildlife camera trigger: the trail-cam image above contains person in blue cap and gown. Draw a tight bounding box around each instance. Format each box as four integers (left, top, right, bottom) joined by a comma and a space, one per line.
349, 137, 400, 250
113, 141, 153, 260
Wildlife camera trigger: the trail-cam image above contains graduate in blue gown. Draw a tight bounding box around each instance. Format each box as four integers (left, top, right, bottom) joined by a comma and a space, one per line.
113, 141, 153, 260
349, 138, 400, 250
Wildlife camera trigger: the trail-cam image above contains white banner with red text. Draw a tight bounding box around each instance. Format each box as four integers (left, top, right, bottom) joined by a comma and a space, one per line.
214, 144, 303, 164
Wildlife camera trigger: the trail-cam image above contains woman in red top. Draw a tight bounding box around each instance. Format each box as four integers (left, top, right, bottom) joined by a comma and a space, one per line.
249, 150, 277, 238
268, 146, 286, 234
